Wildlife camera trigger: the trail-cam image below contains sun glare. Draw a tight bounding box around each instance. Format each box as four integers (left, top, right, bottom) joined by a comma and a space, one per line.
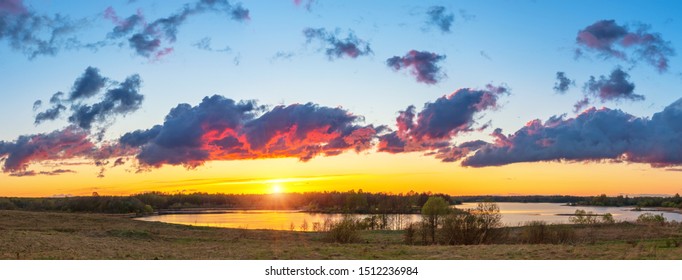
271, 184, 283, 194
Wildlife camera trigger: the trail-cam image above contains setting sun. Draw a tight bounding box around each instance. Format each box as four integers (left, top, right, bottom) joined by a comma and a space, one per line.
271, 184, 283, 194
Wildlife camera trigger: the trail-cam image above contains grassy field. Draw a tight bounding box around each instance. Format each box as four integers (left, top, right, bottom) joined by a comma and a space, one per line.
1, 210, 682, 259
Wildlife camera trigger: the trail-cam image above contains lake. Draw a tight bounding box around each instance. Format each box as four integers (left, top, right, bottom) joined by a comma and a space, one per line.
135, 202, 682, 231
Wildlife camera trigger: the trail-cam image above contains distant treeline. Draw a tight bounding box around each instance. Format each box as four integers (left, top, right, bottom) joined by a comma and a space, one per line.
453, 194, 682, 208
572, 194, 682, 208
451, 195, 586, 204
0, 190, 451, 215
2, 192, 681, 215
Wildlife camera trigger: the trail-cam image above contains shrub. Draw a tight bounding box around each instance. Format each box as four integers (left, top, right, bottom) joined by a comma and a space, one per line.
0, 198, 16, 210
324, 216, 360, 243
569, 209, 598, 224
636, 213, 667, 225
437, 202, 503, 245
601, 213, 615, 224
522, 221, 575, 244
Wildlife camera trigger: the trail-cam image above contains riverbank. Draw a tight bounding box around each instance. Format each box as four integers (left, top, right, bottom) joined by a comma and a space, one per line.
1, 210, 682, 259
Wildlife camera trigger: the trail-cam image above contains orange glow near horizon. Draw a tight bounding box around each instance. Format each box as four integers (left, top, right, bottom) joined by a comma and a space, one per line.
1, 152, 682, 197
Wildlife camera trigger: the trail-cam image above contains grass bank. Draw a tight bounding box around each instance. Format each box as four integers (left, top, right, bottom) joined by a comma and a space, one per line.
1, 210, 681, 259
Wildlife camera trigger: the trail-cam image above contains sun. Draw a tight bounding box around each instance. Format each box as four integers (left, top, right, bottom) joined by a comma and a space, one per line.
271, 184, 283, 194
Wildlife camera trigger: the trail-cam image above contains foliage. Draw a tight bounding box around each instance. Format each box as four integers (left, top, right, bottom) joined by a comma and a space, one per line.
572, 193, 682, 208
636, 213, 667, 225
421, 196, 451, 243
0, 190, 453, 215
522, 221, 575, 244
323, 216, 361, 243
406, 201, 503, 245
569, 209, 599, 224
438, 202, 503, 245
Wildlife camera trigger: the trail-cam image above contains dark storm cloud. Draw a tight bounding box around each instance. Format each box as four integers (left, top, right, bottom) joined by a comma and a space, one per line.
34, 67, 144, 130
0, 0, 83, 59
119, 95, 379, 168
462, 98, 682, 168
378, 85, 509, 155
583, 68, 643, 102
386, 50, 446, 84
426, 6, 454, 33
553, 72, 574, 94
103, 0, 249, 59
576, 20, 675, 72
303, 27, 372, 59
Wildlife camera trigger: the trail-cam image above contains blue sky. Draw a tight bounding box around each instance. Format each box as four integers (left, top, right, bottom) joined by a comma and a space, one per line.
2, 0, 682, 196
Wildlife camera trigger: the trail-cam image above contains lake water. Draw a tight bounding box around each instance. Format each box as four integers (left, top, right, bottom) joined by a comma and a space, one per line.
135, 202, 682, 231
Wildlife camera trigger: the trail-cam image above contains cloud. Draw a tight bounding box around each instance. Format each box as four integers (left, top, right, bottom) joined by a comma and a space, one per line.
34, 104, 67, 125
427, 140, 488, 162
68, 66, 108, 100
386, 50, 446, 84
34, 67, 144, 130
583, 68, 643, 102
303, 27, 372, 59
103, 0, 249, 59
119, 95, 379, 168
576, 20, 675, 72
0, 126, 96, 172
463, 98, 682, 168
0, 0, 82, 59
69, 74, 143, 129
193, 37, 231, 52
9, 169, 76, 177
426, 6, 454, 33
32, 100, 42, 111
378, 85, 509, 154
553, 72, 574, 94
573, 97, 590, 113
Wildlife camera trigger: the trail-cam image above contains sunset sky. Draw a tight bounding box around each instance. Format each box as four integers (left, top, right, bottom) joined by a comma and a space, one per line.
2, 0, 682, 197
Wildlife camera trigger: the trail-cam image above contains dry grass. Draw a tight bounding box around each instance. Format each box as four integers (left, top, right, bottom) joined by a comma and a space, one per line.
1, 210, 682, 260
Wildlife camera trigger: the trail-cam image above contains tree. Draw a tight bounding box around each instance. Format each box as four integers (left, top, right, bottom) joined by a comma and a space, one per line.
421, 196, 450, 243
473, 202, 502, 243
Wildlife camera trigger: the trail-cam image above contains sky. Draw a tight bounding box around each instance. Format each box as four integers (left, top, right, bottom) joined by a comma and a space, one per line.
2, 0, 682, 197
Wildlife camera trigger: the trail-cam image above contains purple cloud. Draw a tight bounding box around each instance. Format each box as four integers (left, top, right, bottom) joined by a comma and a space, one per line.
378, 85, 509, 155
120, 95, 379, 169
386, 50, 446, 84
103, 0, 249, 59
0, 0, 81, 59
463, 98, 682, 168
34, 67, 144, 130
584, 68, 642, 102
576, 20, 675, 72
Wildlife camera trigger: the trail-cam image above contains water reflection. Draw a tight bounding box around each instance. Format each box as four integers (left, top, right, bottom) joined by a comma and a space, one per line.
135, 202, 682, 231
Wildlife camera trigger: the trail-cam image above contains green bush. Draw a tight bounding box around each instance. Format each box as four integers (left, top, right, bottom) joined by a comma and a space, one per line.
324, 216, 360, 243
435, 202, 504, 245
522, 221, 575, 244
636, 213, 667, 225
